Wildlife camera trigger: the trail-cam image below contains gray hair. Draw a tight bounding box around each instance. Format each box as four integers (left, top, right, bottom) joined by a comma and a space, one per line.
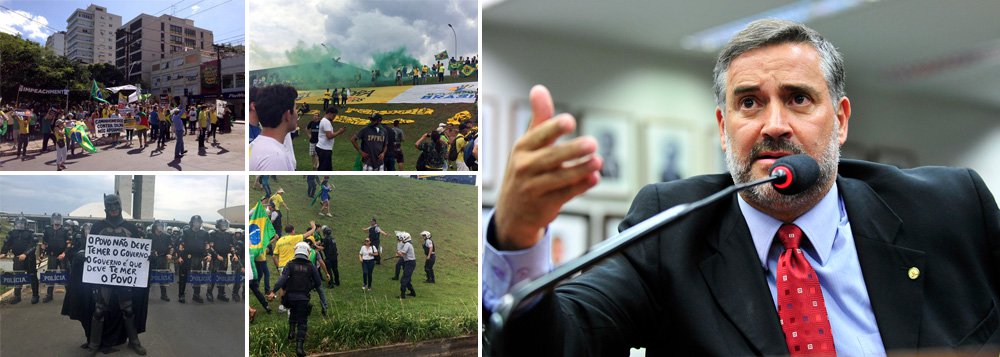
712, 19, 845, 113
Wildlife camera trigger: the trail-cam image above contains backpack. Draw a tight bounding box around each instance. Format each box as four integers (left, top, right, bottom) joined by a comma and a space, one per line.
447, 134, 463, 161
463, 132, 478, 170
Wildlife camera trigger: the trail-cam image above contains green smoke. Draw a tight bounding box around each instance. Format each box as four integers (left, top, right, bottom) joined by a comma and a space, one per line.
371, 47, 422, 79
251, 41, 367, 90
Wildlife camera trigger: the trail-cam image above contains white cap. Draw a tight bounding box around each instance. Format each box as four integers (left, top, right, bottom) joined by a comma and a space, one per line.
294, 242, 310, 258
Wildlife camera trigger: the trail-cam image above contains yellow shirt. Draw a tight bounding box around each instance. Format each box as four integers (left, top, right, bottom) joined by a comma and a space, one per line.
198, 110, 209, 128
17, 117, 30, 134
210, 111, 218, 124
271, 193, 284, 208
274, 234, 303, 268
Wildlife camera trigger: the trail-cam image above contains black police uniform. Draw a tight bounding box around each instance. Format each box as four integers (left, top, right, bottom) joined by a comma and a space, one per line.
273, 256, 326, 357
2, 227, 39, 303
368, 225, 382, 265
233, 234, 245, 301
42, 224, 71, 301
149, 230, 173, 301
208, 229, 234, 301
320, 234, 339, 287
178, 227, 210, 303
423, 238, 436, 283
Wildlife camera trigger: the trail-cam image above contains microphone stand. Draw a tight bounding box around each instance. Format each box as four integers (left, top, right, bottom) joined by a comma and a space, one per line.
487, 171, 787, 354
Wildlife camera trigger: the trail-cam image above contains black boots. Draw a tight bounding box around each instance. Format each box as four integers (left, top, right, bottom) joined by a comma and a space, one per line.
124, 317, 147, 355
295, 341, 306, 357
160, 286, 170, 301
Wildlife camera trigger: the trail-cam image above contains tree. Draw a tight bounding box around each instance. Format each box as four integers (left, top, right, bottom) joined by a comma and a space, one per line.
89, 63, 125, 88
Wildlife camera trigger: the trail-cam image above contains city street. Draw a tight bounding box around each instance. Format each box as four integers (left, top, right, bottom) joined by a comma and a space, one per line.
0, 123, 244, 171
0, 280, 244, 356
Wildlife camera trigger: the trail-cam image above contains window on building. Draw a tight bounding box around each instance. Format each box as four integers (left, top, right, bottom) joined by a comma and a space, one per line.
170, 25, 182, 34
184, 28, 195, 36
161, 23, 164, 31
185, 38, 195, 47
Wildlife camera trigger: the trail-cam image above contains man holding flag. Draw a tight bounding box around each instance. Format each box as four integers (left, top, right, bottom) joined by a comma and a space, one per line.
249, 200, 276, 314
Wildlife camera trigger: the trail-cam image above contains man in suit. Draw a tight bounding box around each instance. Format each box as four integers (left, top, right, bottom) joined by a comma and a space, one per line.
482, 19, 1000, 355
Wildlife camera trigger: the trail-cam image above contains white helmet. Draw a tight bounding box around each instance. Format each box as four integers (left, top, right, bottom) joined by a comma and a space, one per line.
420, 231, 431, 239
294, 242, 310, 258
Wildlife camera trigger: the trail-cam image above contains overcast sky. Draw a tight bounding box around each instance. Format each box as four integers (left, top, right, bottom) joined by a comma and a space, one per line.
0, 175, 246, 222
249, 0, 477, 70
0, 0, 245, 46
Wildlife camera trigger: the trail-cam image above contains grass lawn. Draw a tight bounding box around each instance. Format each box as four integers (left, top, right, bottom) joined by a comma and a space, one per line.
248, 175, 478, 355
292, 102, 478, 171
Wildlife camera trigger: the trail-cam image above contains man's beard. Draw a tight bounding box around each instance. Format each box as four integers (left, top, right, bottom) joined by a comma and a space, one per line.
724, 121, 840, 213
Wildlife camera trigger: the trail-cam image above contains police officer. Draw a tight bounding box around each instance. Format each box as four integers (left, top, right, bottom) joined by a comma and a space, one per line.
1, 216, 39, 304
209, 219, 235, 302
396, 232, 416, 299
421, 231, 435, 283
42, 213, 71, 302
391, 233, 404, 280
319, 226, 339, 288
178, 215, 210, 303
149, 220, 173, 301
363, 218, 386, 265
86, 194, 147, 356
268, 242, 328, 357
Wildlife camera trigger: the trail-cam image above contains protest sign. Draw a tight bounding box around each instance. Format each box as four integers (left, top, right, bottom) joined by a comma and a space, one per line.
94, 117, 125, 135
82, 234, 151, 288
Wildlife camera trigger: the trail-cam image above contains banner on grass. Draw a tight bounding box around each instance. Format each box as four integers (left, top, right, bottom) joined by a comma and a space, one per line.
387, 83, 478, 104
82, 234, 151, 288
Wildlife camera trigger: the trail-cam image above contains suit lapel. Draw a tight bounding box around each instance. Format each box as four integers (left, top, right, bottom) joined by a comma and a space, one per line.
839, 177, 926, 350
700, 197, 788, 355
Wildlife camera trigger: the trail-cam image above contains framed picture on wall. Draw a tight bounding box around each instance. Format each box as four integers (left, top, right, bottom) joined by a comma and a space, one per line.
512, 99, 574, 142
579, 109, 636, 198
604, 215, 625, 239
481, 96, 499, 189
550, 213, 590, 267
643, 120, 695, 184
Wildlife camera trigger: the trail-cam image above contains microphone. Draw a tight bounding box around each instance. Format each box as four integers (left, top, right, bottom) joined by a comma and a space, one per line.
487, 154, 820, 354
770, 154, 820, 195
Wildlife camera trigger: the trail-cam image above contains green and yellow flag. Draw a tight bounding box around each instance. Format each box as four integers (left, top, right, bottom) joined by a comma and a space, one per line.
91, 80, 109, 104
461, 64, 478, 77
248, 200, 275, 279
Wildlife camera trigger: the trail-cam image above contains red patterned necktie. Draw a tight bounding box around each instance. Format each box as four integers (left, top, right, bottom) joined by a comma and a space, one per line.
776, 224, 836, 355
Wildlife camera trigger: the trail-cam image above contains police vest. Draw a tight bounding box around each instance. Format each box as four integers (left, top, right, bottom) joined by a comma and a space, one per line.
423, 240, 435, 257
285, 259, 314, 293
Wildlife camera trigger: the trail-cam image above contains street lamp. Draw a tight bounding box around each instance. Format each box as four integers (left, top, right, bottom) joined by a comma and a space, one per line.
447, 24, 457, 59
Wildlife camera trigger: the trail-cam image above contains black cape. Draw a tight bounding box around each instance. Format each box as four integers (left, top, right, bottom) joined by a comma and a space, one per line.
60, 219, 149, 348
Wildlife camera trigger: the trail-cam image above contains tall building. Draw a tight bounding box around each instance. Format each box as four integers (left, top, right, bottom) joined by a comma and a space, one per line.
45, 31, 66, 56
66, 4, 121, 64
114, 175, 155, 220
117, 14, 214, 87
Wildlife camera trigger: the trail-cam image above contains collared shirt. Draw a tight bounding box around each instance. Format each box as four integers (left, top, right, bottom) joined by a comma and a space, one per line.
738, 183, 885, 356
483, 185, 887, 356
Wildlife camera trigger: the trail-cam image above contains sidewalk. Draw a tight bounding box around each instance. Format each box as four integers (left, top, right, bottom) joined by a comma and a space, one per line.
0, 123, 245, 171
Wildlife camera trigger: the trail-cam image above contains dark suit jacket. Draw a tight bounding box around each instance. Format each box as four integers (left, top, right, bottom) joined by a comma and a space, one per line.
497, 160, 1000, 355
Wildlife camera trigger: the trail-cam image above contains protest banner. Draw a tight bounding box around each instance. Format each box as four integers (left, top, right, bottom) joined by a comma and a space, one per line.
94, 117, 125, 135
82, 234, 151, 288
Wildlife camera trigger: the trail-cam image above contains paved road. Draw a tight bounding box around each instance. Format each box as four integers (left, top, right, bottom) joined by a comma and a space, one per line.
0, 284, 245, 356
0, 123, 245, 171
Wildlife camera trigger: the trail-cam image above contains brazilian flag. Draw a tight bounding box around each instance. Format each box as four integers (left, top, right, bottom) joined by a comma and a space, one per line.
461, 64, 478, 77
248, 200, 276, 279
69, 122, 97, 153
91, 80, 109, 104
